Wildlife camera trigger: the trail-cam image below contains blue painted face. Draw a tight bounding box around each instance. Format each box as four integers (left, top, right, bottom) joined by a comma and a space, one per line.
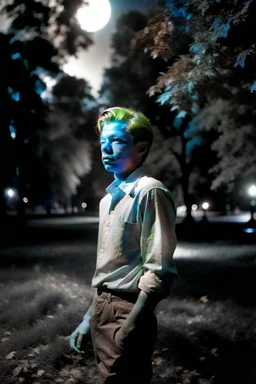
100, 121, 141, 179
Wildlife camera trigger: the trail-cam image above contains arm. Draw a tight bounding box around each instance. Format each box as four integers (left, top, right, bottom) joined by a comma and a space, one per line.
120, 290, 162, 338
121, 188, 177, 338
69, 292, 97, 354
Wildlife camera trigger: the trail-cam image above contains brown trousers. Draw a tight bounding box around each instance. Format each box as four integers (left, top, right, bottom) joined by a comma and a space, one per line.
90, 290, 158, 384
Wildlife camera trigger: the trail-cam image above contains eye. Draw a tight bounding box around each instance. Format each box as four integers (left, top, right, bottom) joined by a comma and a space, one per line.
113, 138, 124, 143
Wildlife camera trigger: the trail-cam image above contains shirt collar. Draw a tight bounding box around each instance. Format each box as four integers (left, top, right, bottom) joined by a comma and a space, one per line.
106, 166, 147, 196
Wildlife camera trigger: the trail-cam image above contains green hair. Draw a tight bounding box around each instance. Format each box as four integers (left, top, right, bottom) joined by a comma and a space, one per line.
96, 106, 154, 148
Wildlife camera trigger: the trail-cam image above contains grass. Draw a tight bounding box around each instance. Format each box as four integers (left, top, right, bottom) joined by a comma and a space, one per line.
0, 240, 256, 384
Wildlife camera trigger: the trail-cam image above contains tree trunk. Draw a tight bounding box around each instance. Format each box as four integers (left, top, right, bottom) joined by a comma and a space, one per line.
180, 131, 195, 225
16, 133, 26, 227
181, 170, 195, 224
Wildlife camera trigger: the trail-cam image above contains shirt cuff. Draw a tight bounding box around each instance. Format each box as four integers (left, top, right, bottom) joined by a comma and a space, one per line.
138, 270, 168, 297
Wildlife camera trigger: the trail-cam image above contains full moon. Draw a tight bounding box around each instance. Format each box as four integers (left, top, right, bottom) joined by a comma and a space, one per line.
76, 0, 112, 33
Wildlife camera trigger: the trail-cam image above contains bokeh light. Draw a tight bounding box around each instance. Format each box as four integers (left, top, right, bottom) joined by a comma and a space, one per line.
202, 202, 209, 210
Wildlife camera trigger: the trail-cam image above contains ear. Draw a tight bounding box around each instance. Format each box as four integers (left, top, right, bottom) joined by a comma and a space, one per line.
136, 141, 149, 155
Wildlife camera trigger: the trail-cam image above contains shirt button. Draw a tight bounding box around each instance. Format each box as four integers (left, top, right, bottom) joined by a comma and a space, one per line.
100, 249, 104, 254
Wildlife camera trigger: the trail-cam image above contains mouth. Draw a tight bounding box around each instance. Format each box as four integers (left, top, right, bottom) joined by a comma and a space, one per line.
102, 157, 115, 162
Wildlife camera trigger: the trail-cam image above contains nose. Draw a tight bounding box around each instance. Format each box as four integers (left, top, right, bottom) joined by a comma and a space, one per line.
101, 140, 113, 154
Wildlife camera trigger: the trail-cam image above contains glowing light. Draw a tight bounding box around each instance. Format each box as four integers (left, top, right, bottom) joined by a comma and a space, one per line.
192, 204, 198, 211
23, 197, 28, 203
248, 185, 256, 198
76, 0, 111, 33
202, 202, 209, 210
177, 205, 187, 213
243, 228, 256, 234
6, 188, 15, 198
81, 202, 87, 209
9, 124, 17, 140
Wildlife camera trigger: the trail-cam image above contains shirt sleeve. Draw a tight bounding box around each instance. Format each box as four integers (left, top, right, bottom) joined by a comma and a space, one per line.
138, 188, 178, 297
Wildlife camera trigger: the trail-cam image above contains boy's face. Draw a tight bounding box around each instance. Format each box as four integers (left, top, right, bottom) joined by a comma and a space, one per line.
100, 121, 142, 177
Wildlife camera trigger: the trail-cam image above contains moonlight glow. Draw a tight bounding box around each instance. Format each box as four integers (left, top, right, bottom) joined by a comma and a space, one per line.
76, 0, 111, 33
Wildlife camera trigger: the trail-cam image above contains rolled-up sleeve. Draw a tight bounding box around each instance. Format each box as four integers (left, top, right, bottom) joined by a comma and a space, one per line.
138, 188, 178, 297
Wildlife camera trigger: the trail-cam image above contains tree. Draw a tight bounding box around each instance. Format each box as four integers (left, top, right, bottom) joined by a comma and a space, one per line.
0, 0, 94, 219
39, 75, 99, 207
1, 0, 92, 56
100, 11, 165, 112
99, 11, 183, 198
135, 0, 256, 214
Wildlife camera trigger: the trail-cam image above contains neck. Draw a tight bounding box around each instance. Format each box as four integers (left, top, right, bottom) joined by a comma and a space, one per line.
114, 165, 141, 186
114, 171, 132, 186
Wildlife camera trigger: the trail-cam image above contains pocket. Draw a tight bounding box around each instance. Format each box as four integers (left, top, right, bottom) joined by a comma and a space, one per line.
111, 219, 140, 255
112, 300, 133, 351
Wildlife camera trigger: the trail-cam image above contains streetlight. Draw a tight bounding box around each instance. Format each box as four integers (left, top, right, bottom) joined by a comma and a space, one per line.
81, 202, 87, 211
248, 184, 256, 225
6, 188, 15, 198
201, 201, 209, 222
4, 188, 18, 210
192, 204, 198, 211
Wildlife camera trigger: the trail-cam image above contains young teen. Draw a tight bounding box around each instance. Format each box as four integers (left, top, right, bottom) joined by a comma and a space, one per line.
70, 107, 178, 384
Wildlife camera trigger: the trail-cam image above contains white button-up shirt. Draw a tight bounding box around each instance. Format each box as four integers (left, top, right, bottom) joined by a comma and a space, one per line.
91, 166, 178, 296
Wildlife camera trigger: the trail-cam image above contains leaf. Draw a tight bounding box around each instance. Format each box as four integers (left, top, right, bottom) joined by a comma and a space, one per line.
12, 366, 23, 377
59, 369, 70, 378
19, 360, 29, 368
153, 356, 164, 366
32, 347, 40, 354
211, 18, 231, 39
37, 370, 45, 376
55, 379, 65, 383
250, 81, 256, 93
245, 0, 253, 8
234, 49, 251, 68
70, 368, 82, 378
5, 351, 16, 360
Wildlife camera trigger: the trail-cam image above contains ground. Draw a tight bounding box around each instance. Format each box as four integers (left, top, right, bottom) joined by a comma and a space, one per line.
0, 215, 255, 384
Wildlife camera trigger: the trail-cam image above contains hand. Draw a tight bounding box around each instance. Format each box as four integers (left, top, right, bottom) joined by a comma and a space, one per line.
69, 316, 90, 354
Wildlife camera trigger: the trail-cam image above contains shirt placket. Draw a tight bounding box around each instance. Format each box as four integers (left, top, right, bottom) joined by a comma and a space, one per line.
98, 212, 113, 262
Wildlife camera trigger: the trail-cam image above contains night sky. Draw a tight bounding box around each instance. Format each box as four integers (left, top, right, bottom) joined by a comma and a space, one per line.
63, 0, 156, 95
0, 1, 155, 95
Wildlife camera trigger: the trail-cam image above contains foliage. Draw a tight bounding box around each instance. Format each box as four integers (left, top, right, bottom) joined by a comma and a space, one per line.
0, 0, 96, 208
100, 11, 161, 111
136, 0, 256, 195
0, 0, 93, 56
100, 10, 190, 203
189, 97, 256, 190
39, 75, 98, 201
